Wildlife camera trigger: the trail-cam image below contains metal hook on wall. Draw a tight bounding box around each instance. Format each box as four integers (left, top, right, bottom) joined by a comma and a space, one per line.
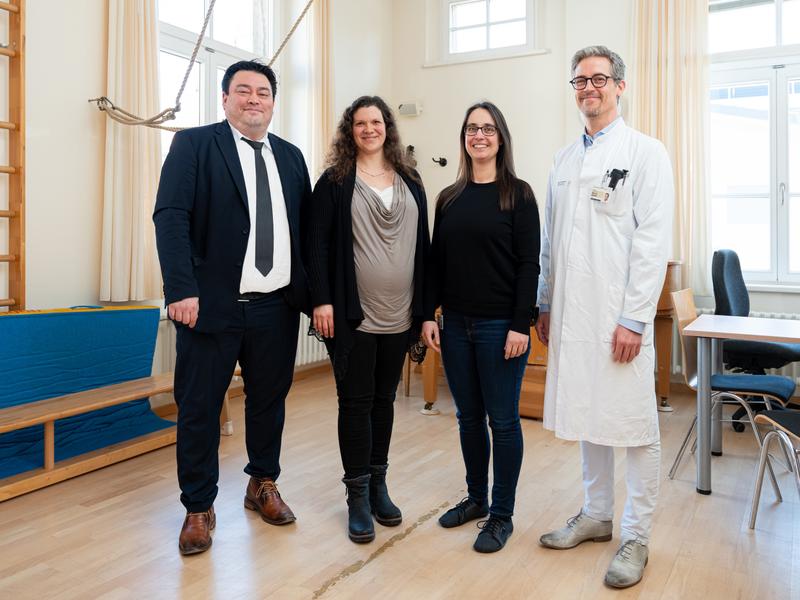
432, 157, 447, 167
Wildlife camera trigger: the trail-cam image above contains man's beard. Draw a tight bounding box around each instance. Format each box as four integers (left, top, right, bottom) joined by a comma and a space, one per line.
581, 106, 602, 118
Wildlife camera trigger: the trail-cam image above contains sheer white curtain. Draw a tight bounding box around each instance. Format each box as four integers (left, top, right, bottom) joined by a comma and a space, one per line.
630, 0, 710, 294
312, 0, 333, 177
100, 0, 162, 301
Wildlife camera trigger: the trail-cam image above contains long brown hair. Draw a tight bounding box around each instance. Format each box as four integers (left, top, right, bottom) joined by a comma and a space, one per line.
436, 101, 533, 212
325, 95, 418, 184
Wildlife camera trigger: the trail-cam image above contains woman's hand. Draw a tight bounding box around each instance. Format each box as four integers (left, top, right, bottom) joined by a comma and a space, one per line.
313, 304, 334, 338
421, 320, 440, 353
504, 330, 529, 360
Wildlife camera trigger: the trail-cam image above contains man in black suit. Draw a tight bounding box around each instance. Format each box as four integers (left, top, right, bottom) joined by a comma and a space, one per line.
154, 60, 312, 555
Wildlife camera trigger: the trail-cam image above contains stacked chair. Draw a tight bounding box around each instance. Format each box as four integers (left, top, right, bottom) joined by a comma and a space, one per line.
749, 410, 800, 528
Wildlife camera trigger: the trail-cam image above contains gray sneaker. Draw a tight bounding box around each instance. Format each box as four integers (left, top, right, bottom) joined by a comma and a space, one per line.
539, 510, 613, 549
604, 539, 649, 589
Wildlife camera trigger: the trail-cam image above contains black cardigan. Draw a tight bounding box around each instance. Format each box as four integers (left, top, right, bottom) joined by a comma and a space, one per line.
305, 167, 431, 380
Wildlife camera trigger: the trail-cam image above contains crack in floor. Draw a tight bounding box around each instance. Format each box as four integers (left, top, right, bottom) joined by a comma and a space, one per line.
312, 500, 451, 598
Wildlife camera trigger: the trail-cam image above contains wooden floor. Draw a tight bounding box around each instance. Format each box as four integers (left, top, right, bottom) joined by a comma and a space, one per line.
1, 370, 798, 600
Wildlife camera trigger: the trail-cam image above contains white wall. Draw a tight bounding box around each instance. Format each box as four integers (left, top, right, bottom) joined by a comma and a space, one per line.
23, 0, 108, 309
330, 0, 393, 118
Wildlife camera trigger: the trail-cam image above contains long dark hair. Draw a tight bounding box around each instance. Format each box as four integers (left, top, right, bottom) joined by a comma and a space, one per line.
436, 101, 533, 212
325, 95, 418, 184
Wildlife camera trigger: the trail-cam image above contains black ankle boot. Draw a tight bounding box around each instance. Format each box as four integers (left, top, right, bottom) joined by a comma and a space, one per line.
342, 474, 375, 543
369, 464, 402, 526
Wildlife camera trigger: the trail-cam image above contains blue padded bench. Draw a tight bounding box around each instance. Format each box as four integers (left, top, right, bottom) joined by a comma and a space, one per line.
0, 307, 176, 501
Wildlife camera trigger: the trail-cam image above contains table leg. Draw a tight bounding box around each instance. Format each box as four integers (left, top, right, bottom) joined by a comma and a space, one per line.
711, 339, 723, 456
654, 314, 673, 412
421, 351, 440, 415
696, 337, 712, 494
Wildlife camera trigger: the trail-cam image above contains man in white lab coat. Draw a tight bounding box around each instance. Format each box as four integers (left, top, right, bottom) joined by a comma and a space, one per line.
536, 46, 674, 589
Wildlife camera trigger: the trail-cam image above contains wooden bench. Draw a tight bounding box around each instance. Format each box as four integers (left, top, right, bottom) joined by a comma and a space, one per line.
0, 369, 239, 502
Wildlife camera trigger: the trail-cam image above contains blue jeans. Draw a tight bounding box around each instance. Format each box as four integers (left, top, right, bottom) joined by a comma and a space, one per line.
440, 309, 529, 518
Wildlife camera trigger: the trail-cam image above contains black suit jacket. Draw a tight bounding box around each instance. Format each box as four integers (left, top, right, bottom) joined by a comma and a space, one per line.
154, 120, 312, 333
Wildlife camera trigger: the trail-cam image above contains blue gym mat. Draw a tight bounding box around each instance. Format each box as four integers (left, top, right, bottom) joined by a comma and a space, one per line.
0, 307, 175, 479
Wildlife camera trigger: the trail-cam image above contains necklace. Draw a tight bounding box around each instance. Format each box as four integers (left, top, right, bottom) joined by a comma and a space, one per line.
357, 164, 388, 178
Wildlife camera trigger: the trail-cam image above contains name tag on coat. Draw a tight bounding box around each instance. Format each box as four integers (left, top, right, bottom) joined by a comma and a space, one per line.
590, 186, 611, 204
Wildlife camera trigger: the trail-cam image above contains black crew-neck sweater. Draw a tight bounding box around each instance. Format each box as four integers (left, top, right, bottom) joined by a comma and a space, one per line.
425, 179, 541, 334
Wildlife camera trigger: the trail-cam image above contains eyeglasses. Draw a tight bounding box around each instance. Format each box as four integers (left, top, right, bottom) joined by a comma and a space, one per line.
569, 74, 616, 90
464, 124, 497, 137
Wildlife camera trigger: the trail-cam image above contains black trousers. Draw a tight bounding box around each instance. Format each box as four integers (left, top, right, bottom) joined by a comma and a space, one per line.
333, 329, 409, 479
174, 291, 299, 512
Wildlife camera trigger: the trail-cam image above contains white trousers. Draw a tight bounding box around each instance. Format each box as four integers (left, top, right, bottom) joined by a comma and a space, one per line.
580, 440, 661, 544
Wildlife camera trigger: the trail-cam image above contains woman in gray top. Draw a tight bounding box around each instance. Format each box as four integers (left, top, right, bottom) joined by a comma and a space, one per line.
306, 96, 430, 544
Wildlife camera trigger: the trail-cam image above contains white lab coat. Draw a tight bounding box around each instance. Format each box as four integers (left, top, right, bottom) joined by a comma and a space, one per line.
538, 119, 674, 446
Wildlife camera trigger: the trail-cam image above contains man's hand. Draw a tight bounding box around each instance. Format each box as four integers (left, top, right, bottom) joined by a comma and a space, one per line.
421, 320, 440, 353
168, 297, 199, 328
535, 312, 550, 346
313, 304, 334, 338
505, 330, 529, 360
612, 324, 642, 363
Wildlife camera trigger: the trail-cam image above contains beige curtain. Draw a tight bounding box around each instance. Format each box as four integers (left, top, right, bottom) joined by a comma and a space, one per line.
311, 0, 333, 177
100, 0, 162, 301
631, 0, 710, 295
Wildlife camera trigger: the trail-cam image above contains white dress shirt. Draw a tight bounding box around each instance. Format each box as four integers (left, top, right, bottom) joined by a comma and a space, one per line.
229, 124, 291, 294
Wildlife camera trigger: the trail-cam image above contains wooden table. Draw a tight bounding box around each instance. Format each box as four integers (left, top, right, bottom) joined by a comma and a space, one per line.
683, 314, 800, 494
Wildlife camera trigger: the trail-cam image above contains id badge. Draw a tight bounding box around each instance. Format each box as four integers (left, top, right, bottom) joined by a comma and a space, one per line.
590, 186, 611, 204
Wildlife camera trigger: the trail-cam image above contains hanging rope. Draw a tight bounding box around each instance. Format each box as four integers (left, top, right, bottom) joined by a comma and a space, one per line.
90, 0, 315, 132
267, 0, 315, 68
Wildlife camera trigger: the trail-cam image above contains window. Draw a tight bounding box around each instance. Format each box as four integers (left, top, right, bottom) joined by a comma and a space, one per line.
158, 0, 274, 160
709, 0, 800, 284
436, 0, 538, 64
709, 0, 800, 54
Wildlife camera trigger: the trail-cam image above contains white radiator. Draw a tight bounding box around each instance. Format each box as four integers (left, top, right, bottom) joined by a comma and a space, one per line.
671, 309, 800, 386
151, 313, 328, 376
296, 313, 329, 366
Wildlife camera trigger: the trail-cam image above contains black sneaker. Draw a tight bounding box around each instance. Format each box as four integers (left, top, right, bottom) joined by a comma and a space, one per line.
438, 497, 489, 528
473, 516, 513, 553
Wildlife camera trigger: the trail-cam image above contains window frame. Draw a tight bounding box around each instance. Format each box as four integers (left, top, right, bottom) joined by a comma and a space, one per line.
709, 0, 800, 60
709, 0, 800, 286
710, 56, 800, 285
436, 0, 540, 66
158, 1, 276, 137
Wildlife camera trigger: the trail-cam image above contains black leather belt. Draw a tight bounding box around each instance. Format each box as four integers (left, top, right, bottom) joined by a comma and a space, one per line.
238, 291, 271, 302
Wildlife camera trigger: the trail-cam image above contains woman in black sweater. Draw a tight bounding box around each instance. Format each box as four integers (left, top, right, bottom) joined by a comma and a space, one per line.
422, 101, 540, 553
306, 96, 430, 543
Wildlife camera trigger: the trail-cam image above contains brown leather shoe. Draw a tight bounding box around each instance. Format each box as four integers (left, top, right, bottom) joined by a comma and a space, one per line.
178, 506, 215, 555
244, 477, 296, 525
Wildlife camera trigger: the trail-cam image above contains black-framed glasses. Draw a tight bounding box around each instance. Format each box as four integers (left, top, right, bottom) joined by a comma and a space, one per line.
464, 124, 497, 136
569, 74, 616, 90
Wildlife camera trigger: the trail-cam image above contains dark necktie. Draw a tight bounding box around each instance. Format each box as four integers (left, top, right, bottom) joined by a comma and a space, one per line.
241, 137, 273, 276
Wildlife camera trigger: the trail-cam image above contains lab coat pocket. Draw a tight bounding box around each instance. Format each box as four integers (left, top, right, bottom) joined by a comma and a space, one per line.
555, 179, 571, 202
594, 182, 632, 218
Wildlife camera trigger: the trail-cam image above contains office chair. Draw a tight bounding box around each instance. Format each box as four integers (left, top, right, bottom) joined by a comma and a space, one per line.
712, 249, 800, 430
